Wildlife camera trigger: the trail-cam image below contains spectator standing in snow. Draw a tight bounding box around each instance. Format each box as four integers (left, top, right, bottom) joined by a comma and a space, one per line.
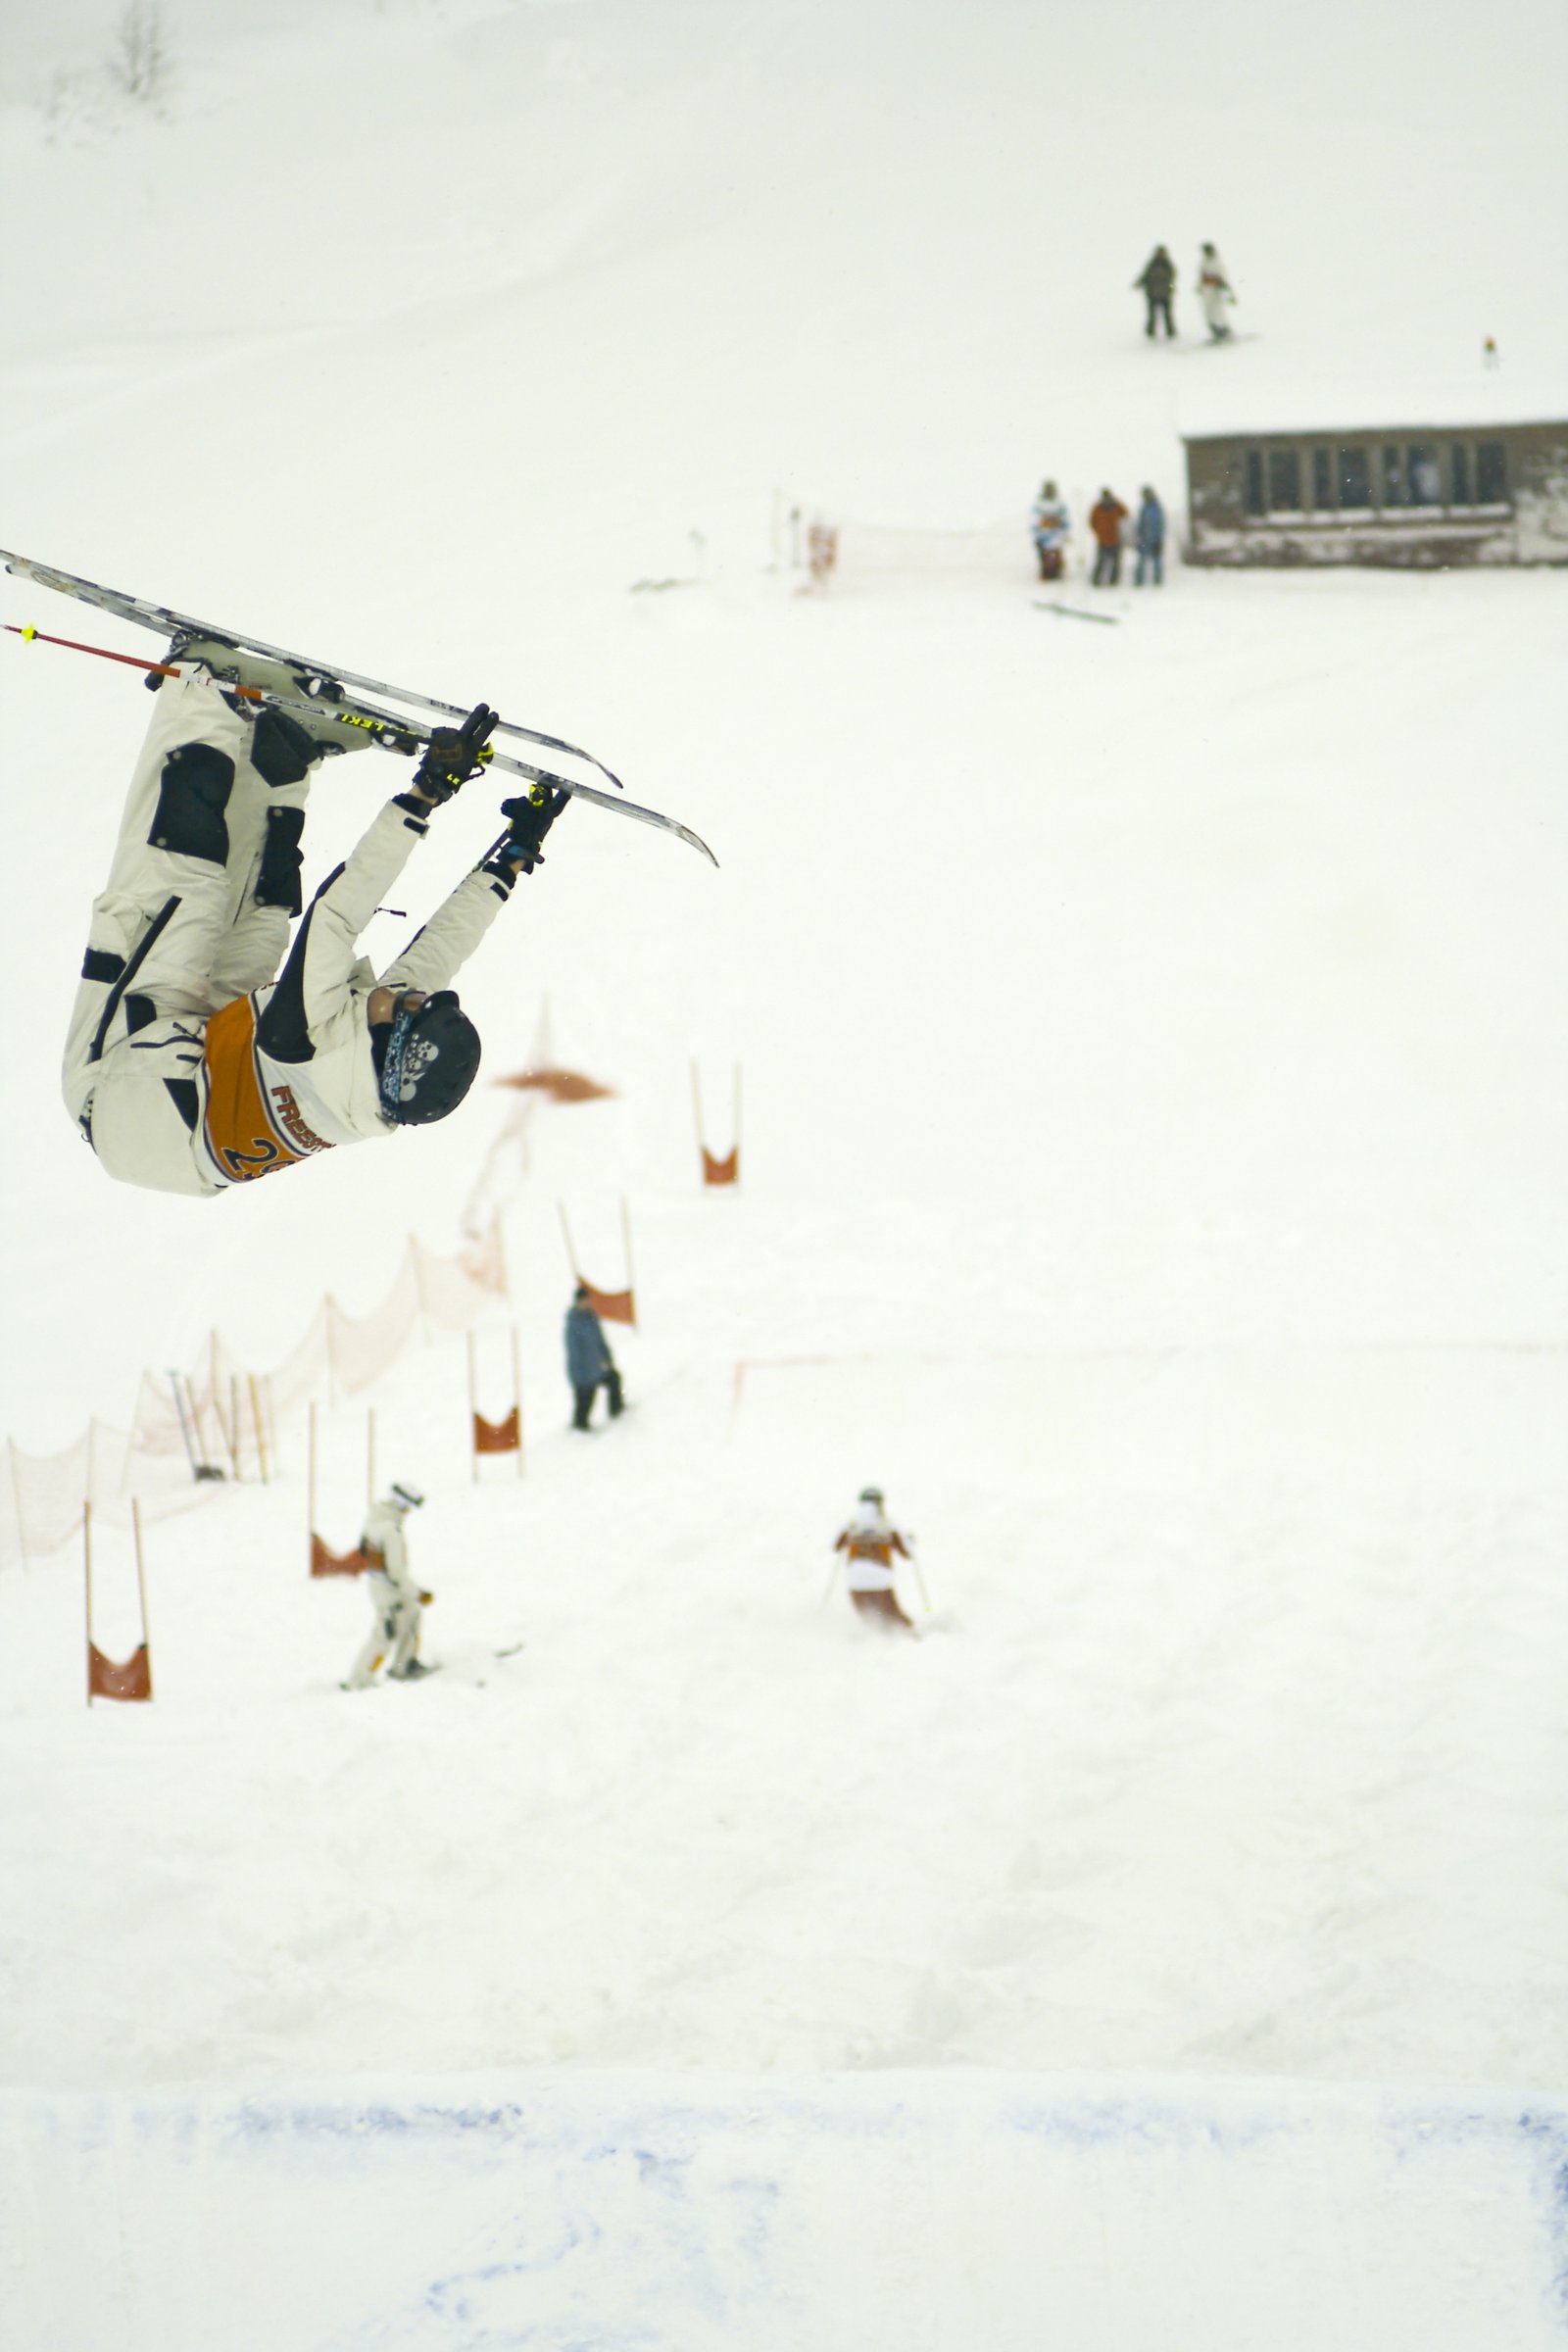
1030, 479, 1071, 582
1134, 487, 1166, 587
832, 1487, 917, 1633
1089, 490, 1129, 587
564, 1283, 625, 1431
1197, 243, 1235, 341
1134, 244, 1177, 338
342, 1481, 433, 1690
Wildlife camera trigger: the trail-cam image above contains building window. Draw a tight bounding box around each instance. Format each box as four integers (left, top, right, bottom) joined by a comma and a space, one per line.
1244, 451, 1265, 515
1311, 449, 1333, 510
1408, 447, 1441, 506
1267, 449, 1301, 511
1476, 442, 1508, 503
1338, 447, 1370, 507
1450, 444, 1472, 505
1382, 446, 1406, 505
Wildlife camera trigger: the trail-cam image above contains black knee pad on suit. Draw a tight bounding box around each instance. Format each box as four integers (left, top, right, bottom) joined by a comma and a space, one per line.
148, 743, 235, 864
250, 708, 318, 787
256, 806, 307, 913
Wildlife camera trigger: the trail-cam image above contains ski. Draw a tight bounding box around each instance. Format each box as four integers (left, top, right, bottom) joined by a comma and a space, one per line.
1033, 600, 1120, 627
1, 547, 717, 865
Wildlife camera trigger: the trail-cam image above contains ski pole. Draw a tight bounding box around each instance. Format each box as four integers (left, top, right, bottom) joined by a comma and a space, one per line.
820, 1559, 841, 1609
906, 1544, 933, 1613
8, 622, 252, 688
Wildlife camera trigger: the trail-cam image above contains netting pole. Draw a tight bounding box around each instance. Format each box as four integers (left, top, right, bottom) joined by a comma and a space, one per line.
249, 1374, 270, 1485
691, 1060, 706, 1157
307, 1399, 318, 1575
512, 1325, 524, 1479
466, 1330, 480, 1485
558, 1202, 580, 1282
132, 1498, 150, 1657
620, 1197, 636, 1306
734, 1063, 743, 1163
366, 1409, 376, 1510
83, 1500, 94, 1708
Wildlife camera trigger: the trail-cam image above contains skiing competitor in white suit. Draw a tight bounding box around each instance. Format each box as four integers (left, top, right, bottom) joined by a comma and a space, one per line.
343, 1480, 432, 1689
1196, 242, 1236, 340
832, 1486, 918, 1632
63, 646, 565, 1198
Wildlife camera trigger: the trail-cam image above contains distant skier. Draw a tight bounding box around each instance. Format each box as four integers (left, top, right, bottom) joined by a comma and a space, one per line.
1030, 479, 1071, 582
1197, 243, 1236, 340
832, 1487, 917, 1632
342, 1481, 434, 1690
564, 1283, 625, 1431
63, 647, 565, 1199
1134, 487, 1166, 586
1134, 244, 1177, 338
1089, 490, 1130, 587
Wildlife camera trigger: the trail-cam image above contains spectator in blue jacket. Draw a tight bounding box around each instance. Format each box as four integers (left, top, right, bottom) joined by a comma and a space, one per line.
1134, 487, 1166, 587
564, 1283, 625, 1430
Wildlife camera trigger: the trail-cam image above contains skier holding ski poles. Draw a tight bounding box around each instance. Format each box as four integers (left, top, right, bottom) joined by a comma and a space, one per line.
62, 643, 566, 1198
830, 1486, 923, 1634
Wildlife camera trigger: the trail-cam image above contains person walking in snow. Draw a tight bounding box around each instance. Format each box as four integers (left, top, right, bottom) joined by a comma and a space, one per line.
63, 645, 566, 1199
1196, 243, 1236, 341
1133, 487, 1166, 586
1134, 244, 1177, 339
564, 1283, 625, 1431
1089, 489, 1129, 587
342, 1480, 434, 1690
1030, 479, 1071, 583
832, 1487, 917, 1633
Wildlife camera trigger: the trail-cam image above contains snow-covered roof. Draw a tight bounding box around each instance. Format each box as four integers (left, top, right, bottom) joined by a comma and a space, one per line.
1177, 365, 1568, 443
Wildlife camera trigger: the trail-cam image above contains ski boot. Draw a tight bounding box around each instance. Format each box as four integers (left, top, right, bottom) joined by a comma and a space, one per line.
155, 631, 397, 760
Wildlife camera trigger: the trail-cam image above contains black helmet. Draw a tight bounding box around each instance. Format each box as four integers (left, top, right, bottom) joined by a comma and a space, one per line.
375, 990, 480, 1126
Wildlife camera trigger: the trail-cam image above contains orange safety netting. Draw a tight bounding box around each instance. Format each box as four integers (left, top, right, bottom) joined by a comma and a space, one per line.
495, 1067, 614, 1102
472, 1408, 520, 1455
310, 1534, 371, 1579
582, 1284, 636, 1327
4, 1218, 512, 1573
87, 1642, 153, 1702
702, 1147, 739, 1186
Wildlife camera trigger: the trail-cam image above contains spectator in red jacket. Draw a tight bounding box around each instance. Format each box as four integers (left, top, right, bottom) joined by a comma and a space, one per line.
1089, 490, 1130, 587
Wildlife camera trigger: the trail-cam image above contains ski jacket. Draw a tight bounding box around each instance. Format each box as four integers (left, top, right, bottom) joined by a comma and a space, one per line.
1031, 496, 1070, 549
1197, 251, 1234, 327
1136, 496, 1165, 551
1136, 251, 1175, 299
1089, 497, 1129, 547
564, 1301, 614, 1386
360, 1496, 422, 1603
834, 1504, 911, 1592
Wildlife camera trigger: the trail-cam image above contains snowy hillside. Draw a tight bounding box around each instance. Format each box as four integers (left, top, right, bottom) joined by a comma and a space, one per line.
3, 1, 1567, 2344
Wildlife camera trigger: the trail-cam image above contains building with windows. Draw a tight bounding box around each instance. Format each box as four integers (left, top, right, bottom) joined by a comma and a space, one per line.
1182, 408, 1568, 567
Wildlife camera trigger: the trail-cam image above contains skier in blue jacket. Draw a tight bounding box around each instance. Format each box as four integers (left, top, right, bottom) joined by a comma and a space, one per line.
564, 1284, 625, 1430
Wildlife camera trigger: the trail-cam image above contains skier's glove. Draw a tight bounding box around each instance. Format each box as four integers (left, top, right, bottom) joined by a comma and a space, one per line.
490, 783, 569, 878
411, 703, 499, 806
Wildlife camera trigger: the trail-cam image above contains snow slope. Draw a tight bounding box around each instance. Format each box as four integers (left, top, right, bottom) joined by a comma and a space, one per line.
2, 0, 1567, 2342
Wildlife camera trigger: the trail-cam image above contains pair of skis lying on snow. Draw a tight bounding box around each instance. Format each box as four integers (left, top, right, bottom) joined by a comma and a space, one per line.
0, 547, 717, 866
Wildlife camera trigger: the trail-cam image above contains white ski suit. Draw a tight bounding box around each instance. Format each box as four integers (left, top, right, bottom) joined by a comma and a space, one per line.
1197, 247, 1235, 338
344, 1495, 427, 1688
63, 663, 516, 1197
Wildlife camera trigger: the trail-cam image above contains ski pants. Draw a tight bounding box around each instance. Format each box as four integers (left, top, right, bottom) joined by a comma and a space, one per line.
1144, 294, 1175, 337
1092, 544, 1122, 587
1135, 545, 1164, 586
571, 1368, 624, 1429
344, 1571, 422, 1688
62, 667, 317, 1194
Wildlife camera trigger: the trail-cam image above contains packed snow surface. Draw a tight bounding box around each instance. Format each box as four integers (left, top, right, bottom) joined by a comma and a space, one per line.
2, 0, 1566, 2342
